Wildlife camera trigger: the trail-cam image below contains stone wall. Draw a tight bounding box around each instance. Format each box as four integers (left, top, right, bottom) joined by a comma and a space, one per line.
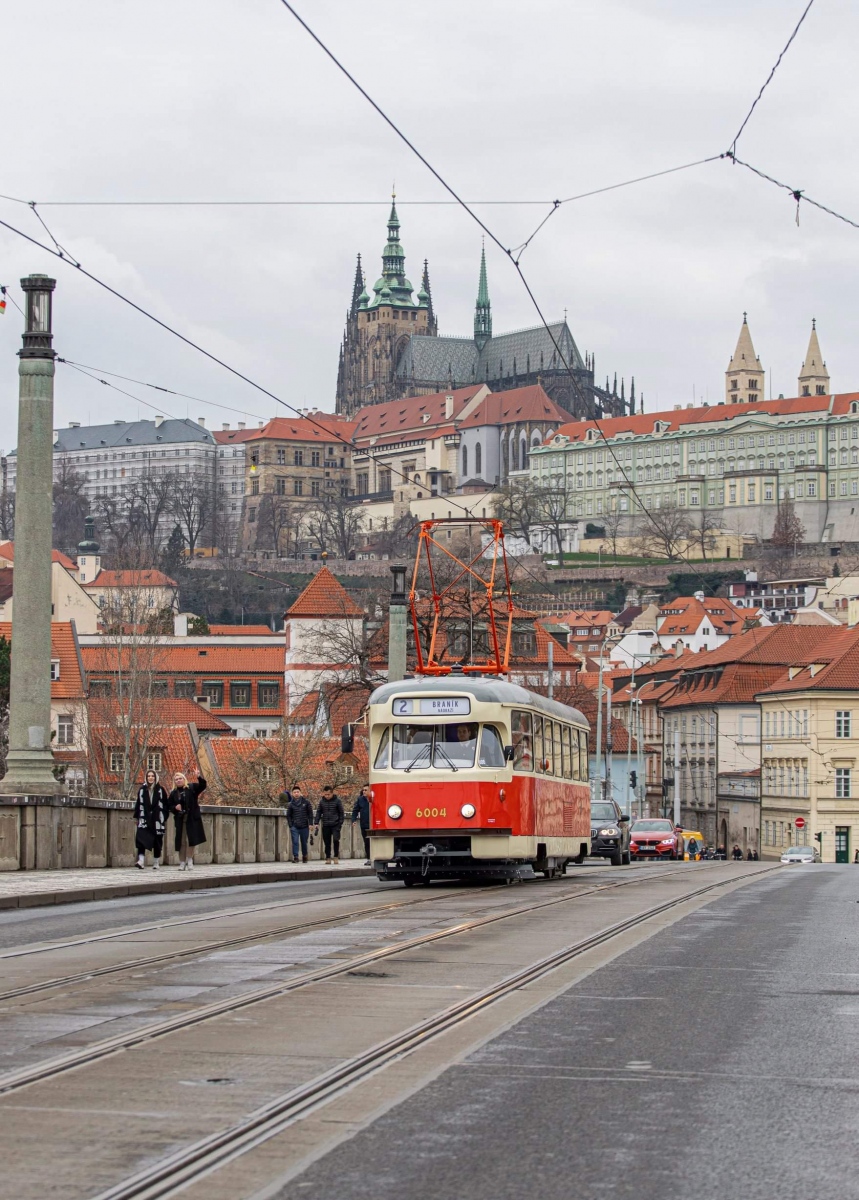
0, 794, 367, 871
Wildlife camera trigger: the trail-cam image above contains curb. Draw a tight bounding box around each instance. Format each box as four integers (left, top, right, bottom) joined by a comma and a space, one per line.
0, 866, 377, 909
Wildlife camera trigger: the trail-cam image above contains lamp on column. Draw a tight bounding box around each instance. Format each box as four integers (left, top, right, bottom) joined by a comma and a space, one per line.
21, 274, 55, 358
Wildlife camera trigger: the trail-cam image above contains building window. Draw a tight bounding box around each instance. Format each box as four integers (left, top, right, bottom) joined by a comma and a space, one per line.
146, 750, 163, 772
836, 710, 852, 738
277, 448, 286, 465
258, 682, 280, 708
57, 715, 74, 745
357, 473, 369, 495
836, 768, 851, 798
294, 449, 304, 466
747, 483, 755, 503
311, 480, 320, 497
275, 477, 286, 495
462, 445, 468, 477
830, 482, 836, 497
475, 442, 482, 476
255, 729, 269, 740
50, 659, 61, 681
175, 680, 196, 699
250, 478, 259, 495
202, 681, 224, 707
294, 479, 303, 496
729, 486, 737, 503
109, 749, 126, 773
231, 682, 251, 708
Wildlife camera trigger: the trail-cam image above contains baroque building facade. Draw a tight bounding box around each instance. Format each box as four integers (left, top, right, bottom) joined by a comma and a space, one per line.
335, 199, 633, 422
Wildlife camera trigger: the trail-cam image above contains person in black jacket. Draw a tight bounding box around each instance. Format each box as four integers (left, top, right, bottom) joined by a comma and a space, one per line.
314, 785, 344, 865
351, 786, 371, 865
285, 783, 315, 864
169, 771, 207, 870
134, 770, 169, 870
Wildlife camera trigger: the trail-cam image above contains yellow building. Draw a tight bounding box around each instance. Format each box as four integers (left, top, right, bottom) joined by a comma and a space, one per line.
757, 629, 859, 863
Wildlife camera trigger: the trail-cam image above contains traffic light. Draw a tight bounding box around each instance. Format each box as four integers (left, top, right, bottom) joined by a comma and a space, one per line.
629, 770, 637, 789
815, 831, 823, 845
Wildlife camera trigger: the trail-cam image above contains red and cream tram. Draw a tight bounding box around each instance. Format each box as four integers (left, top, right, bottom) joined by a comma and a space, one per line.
367, 673, 591, 884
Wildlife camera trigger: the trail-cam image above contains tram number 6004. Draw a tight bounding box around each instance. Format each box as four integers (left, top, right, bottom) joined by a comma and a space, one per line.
416, 807, 446, 819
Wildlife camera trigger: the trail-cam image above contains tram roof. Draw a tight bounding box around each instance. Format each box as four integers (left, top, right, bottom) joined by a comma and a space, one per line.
368, 674, 589, 729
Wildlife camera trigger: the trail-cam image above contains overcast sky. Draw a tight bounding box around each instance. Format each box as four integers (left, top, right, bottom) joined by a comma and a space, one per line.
1, 0, 857, 445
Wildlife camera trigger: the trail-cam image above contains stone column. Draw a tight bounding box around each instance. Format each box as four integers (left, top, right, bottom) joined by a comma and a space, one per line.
0, 275, 63, 795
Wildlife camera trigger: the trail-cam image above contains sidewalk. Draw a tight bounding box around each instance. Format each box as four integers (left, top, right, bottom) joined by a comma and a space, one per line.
0, 860, 377, 909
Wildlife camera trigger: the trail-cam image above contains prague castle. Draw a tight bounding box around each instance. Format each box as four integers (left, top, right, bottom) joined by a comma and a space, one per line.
335, 198, 634, 421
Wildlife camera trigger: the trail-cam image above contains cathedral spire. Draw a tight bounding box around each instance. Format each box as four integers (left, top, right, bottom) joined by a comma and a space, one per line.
418, 259, 437, 334
474, 243, 492, 350
726, 312, 765, 403
349, 254, 365, 319
798, 318, 830, 396
368, 191, 415, 309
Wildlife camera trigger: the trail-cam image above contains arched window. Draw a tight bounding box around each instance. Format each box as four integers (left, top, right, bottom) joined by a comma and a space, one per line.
511, 439, 518, 471
462, 445, 468, 477
520, 437, 528, 469
475, 442, 482, 477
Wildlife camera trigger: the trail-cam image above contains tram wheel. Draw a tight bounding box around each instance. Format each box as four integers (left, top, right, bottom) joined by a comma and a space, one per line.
403, 878, 416, 888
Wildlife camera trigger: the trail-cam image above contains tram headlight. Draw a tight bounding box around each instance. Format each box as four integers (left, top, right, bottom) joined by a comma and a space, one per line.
387, 804, 403, 820
460, 803, 476, 819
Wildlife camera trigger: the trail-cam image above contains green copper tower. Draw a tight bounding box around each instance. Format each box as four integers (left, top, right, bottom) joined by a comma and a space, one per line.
473, 243, 492, 350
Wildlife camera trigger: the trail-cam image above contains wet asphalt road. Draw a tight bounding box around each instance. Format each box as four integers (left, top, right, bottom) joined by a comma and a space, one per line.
281, 865, 859, 1200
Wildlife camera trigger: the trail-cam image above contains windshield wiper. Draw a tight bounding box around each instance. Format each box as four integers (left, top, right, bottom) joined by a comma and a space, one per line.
404, 742, 432, 773
433, 742, 459, 772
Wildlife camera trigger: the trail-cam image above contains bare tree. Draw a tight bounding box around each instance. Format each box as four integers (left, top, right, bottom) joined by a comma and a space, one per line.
0, 490, 15, 540
170, 472, 213, 558
494, 477, 549, 545
632, 501, 693, 561
771, 499, 806, 552
52, 457, 89, 557
602, 506, 627, 559
689, 501, 721, 562
126, 473, 174, 560
304, 492, 364, 559
256, 493, 304, 557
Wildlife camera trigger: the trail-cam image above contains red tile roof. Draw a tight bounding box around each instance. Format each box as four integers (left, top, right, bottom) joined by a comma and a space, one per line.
213, 427, 262, 445
82, 643, 285, 675
685, 623, 841, 668
245, 414, 355, 444
209, 624, 276, 636
756, 627, 859, 695
86, 569, 178, 589
286, 567, 365, 619
660, 662, 789, 709
456, 385, 568, 431
658, 596, 755, 636
550, 392, 855, 446
0, 620, 84, 698
352, 385, 485, 441
202, 731, 369, 802
0, 542, 77, 570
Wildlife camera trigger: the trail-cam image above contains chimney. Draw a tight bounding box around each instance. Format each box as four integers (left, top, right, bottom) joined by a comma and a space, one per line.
114, 419, 124, 425
693, 590, 705, 602
258, 420, 264, 428
198, 417, 205, 427
68, 421, 81, 429
154, 415, 165, 428
222, 423, 230, 430
237, 422, 245, 430
173, 613, 189, 637
445, 394, 454, 419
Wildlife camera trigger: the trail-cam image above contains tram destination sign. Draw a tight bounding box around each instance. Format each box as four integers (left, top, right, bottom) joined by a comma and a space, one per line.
393, 697, 472, 716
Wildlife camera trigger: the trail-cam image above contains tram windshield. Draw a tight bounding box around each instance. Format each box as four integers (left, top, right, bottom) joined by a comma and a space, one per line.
374, 723, 506, 771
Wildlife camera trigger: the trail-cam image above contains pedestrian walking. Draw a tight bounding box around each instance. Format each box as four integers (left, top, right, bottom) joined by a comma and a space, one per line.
169, 771, 207, 870
314, 785, 345, 865
285, 783, 315, 863
134, 769, 169, 869
351, 785, 371, 865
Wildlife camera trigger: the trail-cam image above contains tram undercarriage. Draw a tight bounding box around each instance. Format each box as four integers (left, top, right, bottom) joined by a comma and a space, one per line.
374, 835, 590, 884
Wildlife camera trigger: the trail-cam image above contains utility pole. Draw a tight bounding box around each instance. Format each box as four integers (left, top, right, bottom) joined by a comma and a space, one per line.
673, 729, 682, 828
546, 639, 554, 700
605, 685, 613, 806
0, 276, 63, 795
387, 563, 408, 682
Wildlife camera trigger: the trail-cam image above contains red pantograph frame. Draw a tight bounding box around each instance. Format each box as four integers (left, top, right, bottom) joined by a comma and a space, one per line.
408, 518, 514, 676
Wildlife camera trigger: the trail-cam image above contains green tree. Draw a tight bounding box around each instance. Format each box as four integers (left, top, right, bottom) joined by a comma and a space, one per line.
160, 524, 186, 578
188, 614, 210, 635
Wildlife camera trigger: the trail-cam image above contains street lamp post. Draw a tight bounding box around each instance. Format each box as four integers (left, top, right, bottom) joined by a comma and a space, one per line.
0, 275, 63, 796
388, 563, 408, 682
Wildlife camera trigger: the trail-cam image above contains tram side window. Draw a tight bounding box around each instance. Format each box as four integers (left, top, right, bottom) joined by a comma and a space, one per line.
544, 715, 556, 772
533, 716, 545, 774
511, 710, 533, 770
561, 725, 572, 779
578, 729, 588, 780
374, 727, 390, 769
553, 723, 563, 778
479, 725, 506, 768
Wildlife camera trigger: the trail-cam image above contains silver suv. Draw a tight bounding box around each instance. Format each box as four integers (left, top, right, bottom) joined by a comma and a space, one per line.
590, 799, 631, 866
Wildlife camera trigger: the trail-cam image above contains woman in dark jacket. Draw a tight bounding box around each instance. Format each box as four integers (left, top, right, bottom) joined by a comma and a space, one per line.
134, 769, 169, 870
169, 771, 207, 870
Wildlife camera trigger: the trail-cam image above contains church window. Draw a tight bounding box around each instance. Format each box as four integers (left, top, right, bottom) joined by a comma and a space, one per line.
475, 443, 482, 476
462, 445, 468, 477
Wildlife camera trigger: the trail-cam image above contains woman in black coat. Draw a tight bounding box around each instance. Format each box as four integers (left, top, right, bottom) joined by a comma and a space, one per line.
134, 769, 169, 870
168, 771, 207, 870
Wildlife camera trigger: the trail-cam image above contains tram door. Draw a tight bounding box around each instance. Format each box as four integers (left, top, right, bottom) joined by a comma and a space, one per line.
835, 827, 849, 864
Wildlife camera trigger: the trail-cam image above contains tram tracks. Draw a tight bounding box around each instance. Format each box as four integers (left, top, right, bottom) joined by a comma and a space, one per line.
0, 868, 680, 1098
90, 864, 781, 1200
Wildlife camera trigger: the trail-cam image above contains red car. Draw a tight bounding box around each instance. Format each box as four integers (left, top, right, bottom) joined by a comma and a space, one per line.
629, 819, 682, 860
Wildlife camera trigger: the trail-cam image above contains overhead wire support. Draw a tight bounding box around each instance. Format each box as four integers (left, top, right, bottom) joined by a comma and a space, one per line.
729, 0, 817, 154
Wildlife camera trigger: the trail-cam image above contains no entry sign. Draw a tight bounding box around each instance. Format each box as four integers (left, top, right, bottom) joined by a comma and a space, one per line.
795, 816, 806, 830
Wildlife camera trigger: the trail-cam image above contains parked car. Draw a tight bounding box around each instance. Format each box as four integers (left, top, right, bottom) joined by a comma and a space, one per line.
780, 845, 820, 864
590, 800, 631, 866
629, 818, 682, 860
